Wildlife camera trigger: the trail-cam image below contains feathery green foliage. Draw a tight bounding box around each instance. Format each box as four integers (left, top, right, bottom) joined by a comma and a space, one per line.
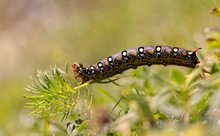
24, 63, 80, 119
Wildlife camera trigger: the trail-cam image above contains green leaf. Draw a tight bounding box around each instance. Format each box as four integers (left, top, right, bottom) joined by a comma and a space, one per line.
77, 120, 90, 132
211, 61, 220, 74
211, 7, 220, 17
171, 69, 185, 84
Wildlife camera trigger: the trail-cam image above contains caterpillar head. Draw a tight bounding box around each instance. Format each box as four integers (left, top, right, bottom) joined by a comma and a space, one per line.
72, 62, 86, 84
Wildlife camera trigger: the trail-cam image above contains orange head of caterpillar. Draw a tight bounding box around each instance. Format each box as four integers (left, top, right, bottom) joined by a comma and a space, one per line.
72, 62, 87, 84
72, 62, 84, 77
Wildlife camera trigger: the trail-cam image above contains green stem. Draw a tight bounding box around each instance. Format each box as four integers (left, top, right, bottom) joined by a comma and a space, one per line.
43, 119, 49, 136
73, 81, 92, 90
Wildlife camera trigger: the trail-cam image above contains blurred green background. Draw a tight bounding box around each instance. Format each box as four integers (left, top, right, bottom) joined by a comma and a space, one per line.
0, 0, 219, 135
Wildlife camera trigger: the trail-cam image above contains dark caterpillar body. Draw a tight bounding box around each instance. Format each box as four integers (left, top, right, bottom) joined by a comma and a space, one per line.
72, 46, 201, 84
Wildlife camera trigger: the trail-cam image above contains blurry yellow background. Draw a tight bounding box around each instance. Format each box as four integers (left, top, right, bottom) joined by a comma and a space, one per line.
0, 0, 219, 135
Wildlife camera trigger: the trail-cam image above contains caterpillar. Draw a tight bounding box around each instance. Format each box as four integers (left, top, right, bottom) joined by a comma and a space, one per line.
72, 45, 201, 84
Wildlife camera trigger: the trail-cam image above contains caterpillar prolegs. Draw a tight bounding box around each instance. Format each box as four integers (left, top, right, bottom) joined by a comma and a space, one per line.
72, 45, 201, 84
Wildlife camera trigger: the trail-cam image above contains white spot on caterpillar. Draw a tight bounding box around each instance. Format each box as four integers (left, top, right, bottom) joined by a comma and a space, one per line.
90, 66, 95, 70
97, 62, 103, 67
188, 51, 193, 55
138, 47, 144, 53
122, 51, 127, 57
156, 46, 161, 52
108, 57, 113, 62
173, 48, 178, 53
